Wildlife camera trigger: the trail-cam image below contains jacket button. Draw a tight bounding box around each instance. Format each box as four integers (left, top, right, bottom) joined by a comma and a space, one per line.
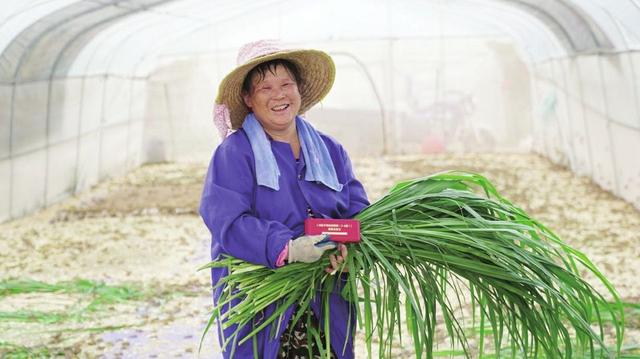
298, 174, 302, 180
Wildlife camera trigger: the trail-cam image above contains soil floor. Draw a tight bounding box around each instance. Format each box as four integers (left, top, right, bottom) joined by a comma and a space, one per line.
1, 153, 638, 358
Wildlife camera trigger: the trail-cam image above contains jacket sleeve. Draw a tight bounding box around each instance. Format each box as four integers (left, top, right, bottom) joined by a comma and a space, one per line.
338, 144, 370, 218
199, 136, 292, 269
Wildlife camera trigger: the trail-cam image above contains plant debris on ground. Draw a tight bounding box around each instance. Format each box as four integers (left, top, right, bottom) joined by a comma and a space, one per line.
0, 154, 638, 357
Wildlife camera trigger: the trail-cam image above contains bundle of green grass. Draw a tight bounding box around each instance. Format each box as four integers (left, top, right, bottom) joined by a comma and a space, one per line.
201, 171, 624, 358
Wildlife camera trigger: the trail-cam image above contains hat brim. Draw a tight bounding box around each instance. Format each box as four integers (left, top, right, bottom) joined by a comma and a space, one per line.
215, 49, 336, 129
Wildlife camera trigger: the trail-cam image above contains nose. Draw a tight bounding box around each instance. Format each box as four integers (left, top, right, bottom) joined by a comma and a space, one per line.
272, 86, 285, 99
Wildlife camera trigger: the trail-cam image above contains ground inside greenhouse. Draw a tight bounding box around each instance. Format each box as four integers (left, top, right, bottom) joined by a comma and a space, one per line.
0, 153, 639, 358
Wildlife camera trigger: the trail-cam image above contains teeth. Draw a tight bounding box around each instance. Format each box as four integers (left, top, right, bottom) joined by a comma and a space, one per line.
272, 104, 288, 111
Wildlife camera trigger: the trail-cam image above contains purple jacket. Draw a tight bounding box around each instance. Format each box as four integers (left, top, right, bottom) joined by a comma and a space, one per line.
200, 128, 369, 359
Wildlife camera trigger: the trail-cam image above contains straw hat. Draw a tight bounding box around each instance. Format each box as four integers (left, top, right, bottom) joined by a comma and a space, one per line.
214, 40, 335, 138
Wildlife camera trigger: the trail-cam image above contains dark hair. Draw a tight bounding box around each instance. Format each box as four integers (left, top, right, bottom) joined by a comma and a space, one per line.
242, 59, 302, 94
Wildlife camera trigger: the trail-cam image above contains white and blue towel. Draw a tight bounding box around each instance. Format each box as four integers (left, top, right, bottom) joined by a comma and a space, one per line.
242, 113, 343, 192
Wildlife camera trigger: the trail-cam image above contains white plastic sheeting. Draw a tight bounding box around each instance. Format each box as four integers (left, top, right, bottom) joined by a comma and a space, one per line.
531, 53, 640, 206
569, 0, 640, 50
1, 0, 640, 223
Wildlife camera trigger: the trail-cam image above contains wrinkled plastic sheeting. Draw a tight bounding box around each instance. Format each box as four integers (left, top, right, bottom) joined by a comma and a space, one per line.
531, 53, 640, 210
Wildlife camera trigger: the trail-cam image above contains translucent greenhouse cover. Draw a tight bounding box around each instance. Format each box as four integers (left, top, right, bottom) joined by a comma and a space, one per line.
2, 0, 639, 84
5, 0, 640, 80
2, 0, 640, 223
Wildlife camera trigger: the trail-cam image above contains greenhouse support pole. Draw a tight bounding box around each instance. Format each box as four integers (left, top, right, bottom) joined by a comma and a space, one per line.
573, 56, 595, 178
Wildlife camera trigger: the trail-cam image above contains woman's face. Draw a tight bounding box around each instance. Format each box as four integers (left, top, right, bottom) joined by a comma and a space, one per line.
242, 64, 302, 133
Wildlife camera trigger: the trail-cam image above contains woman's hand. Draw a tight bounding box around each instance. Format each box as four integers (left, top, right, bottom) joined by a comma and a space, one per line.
288, 234, 335, 264
326, 244, 349, 274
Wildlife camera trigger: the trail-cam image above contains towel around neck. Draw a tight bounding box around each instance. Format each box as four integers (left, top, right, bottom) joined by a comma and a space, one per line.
241, 114, 343, 192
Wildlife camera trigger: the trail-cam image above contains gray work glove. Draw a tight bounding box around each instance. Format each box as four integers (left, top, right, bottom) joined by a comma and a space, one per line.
288, 234, 336, 264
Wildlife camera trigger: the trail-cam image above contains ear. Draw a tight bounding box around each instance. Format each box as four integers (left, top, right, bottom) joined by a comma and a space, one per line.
242, 92, 253, 109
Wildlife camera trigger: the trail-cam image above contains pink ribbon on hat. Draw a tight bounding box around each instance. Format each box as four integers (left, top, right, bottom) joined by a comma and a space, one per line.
213, 103, 234, 139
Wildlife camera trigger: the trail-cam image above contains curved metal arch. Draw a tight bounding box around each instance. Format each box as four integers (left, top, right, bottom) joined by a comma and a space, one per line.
54, 0, 281, 199
40, 0, 177, 204
0, 0, 181, 83
129, 0, 553, 75
0, 1, 107, 82
69, 0, 246, 77
3, 0, 179, 216
68, 0, 283, 77
0, 0, 77, 26
328, 51, 388, 154
0, 0, 83, 56
104, 0, 260, 75
4, 0, 108, 216
126, 0, 289, 77
457, 0, 567, 60
1, 0, 625, 81
503, 0, 614, 53
570, 0, 640, 49
48, 0, 179, 80
65, 4, 203, 77
124, 0, 563, 160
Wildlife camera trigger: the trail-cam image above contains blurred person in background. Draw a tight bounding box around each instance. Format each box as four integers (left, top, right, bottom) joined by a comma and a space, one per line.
199, 40, 369, 358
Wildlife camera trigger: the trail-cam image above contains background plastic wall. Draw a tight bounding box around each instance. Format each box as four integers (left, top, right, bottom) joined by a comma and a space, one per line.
0, 85, 11, 159
142, 37, 533, 159
0, 74, 148, 222
143, 58, 220, 163
2, 0, 640, 223
531, 53, 640, 208
562, 57, 592, 176
0, 158, 9, 221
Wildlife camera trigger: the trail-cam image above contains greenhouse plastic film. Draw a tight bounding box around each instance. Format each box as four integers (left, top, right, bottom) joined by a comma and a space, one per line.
563, 57, 593, 176
99, 123, 135, 180
0, 84, 11, 159
46, 140, 78, 205
0, 159, 10, 222
610, 122, 640, 208
48, 79, 83, 145
11, 150, 46, 218
12, 82, 48, 155
75, 131, 101, 193
79, 77, 106, 134
601, 53, 640, 130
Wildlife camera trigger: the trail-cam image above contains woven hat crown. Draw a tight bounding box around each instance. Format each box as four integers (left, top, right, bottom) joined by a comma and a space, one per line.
236, 39, 285, 66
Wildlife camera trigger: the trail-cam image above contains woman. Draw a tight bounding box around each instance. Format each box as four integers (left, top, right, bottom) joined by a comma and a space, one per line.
200, 40, 369, 359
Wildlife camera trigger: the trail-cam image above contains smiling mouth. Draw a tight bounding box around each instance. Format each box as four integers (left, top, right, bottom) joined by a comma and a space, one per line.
271, 104, 290, 112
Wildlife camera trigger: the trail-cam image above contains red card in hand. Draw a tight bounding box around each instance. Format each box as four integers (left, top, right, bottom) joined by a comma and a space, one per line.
304, 218, 361, 243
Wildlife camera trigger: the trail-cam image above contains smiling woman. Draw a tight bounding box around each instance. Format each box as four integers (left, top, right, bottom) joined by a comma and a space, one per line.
200, 40, 370, 358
